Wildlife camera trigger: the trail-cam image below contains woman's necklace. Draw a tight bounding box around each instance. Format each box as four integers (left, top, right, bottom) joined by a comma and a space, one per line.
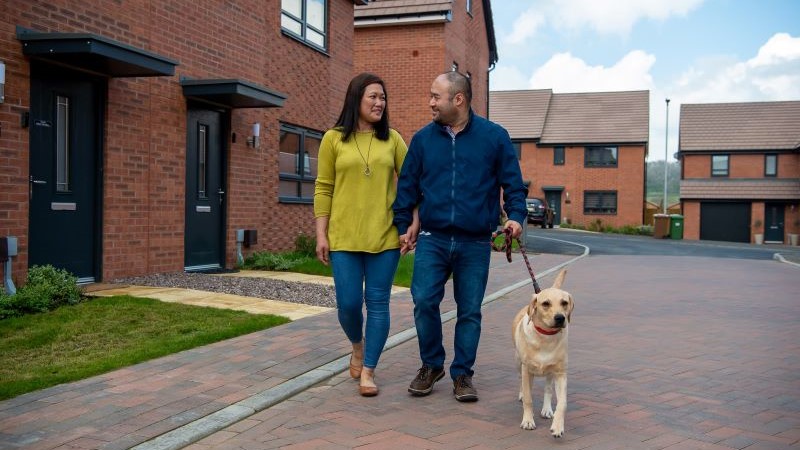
354, 131, 373, 176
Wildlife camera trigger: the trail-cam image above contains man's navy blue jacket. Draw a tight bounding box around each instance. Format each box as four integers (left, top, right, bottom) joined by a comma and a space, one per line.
393, 109, 528, 241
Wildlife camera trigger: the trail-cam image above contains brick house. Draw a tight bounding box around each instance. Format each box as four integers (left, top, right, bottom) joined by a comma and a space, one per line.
678, 101, 800, 244
353, 0, 497, 142
1, 0, 363, 286
490, 89, 650, 228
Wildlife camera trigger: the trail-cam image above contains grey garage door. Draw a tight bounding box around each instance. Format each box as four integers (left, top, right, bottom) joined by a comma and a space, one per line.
700, 202, 750, 243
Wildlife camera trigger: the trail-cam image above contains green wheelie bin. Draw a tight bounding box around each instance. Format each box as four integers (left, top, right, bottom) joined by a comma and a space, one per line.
669, 214, 684, 239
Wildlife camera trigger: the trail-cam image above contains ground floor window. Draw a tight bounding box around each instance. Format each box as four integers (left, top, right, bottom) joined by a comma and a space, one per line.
584, 190, 617, 214
278, 124, 321, 203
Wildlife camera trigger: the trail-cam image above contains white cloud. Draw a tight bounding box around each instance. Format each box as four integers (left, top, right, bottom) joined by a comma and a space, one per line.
548, 0, 704, 35
491, 66, 530, 91
504, 9, 545, 45
529, 50, 656, 92
502, 0, 704, 44
673, 33, 800, 104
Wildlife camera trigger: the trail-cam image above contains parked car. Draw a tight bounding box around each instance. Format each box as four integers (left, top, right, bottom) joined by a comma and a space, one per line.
526, 198, 554, 228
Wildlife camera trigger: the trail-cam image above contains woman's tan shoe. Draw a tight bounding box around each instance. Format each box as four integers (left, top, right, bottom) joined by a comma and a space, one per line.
349, 355, 362, 379
359, 369, 378, 397
359, 384, 378, 397
349, 341, 364, 379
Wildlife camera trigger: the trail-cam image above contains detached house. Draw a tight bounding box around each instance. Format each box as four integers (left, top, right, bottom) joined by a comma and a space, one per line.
1, 0, 363, 286
678, 101, 800, 244
490, 89, 650, 228
353, 0, 497, 142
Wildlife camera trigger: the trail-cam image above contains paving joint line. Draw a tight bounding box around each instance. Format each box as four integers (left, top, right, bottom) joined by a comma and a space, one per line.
132, 250, 588, 450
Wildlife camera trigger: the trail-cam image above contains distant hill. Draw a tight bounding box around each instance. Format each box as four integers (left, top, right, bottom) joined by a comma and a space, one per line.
646, 160, 680, 206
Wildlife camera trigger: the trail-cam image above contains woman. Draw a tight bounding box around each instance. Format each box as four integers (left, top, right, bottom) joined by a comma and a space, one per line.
314, 73, 414, 396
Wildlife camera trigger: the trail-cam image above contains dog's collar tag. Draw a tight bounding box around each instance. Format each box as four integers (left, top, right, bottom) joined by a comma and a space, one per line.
534, 325, 562, 336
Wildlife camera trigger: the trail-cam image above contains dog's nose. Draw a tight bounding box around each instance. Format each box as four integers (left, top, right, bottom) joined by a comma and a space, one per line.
554, 314, 566, 326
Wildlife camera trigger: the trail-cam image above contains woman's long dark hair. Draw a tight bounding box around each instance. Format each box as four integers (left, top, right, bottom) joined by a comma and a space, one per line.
334, 73, 390, 141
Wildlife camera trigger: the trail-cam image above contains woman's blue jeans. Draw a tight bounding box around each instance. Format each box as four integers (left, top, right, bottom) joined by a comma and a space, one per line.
329, 249, 400, 369
410, 232, 491, 379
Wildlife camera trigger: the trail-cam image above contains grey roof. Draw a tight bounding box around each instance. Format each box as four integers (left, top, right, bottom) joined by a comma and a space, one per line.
489, 89, 650, 144
679, 101, 800, 151
354, 0, 452, 17
355, 0, 498, 64
680, 179, 800, 200
489, 90, 552, 140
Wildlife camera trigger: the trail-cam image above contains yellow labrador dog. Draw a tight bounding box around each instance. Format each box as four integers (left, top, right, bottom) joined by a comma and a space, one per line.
511, 269, 574, 438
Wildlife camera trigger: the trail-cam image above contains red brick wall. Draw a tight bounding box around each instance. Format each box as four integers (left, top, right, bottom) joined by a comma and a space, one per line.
444, 0, 491, 119
1, 0, 355, 281
354, 1, 492, 144
519, 143, 646, 228
354, 24, 446, 143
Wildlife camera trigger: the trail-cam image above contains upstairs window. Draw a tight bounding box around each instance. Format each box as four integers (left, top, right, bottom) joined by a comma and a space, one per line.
281, 0, 327, 51
711, 155, 729, 177
554, 146, 565, 165
585, 146, 618, 167
279, 124, 321, 203
765, 154, 777, 177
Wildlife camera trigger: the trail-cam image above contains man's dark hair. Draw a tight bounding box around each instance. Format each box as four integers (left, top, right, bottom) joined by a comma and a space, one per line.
441, 71, 472, 105
334, 72, 390, 141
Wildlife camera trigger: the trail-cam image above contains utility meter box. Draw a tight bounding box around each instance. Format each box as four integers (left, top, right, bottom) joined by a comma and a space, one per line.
243, 229, 258, 247
1, 236, 18, 260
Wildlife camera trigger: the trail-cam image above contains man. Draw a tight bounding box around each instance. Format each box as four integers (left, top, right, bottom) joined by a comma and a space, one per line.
393, 71, 528, 402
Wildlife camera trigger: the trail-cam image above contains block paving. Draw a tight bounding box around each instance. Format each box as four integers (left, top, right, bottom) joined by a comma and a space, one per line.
1, 252, 798, 450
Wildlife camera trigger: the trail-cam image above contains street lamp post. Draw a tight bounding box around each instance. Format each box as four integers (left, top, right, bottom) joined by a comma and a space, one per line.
663, 98, 670, 214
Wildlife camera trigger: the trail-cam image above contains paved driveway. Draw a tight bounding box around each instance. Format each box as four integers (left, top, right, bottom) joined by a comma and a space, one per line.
187, 255, 799, 450
1, 248, 797, 449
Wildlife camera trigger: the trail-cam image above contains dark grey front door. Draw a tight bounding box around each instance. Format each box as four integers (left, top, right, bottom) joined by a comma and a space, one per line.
28, 65, 102, 282
764, 203, 785, 243
544, 190, 561, 226
184, 108, 226, 271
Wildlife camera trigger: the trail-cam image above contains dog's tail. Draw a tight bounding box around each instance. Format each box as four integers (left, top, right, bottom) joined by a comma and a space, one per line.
552, 269, 567, 289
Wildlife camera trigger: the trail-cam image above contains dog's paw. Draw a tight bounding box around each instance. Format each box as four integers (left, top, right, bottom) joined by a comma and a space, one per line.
550, 417, 564, 438
520, 418, 536, 430
540, 405, 554, 418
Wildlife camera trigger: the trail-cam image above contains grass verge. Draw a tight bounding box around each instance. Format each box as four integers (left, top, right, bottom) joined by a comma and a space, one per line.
0, 295, 289, 400
244, 253, 415, 287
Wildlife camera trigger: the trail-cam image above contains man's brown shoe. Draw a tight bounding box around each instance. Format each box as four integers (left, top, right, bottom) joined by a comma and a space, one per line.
453, 374, 478, 402
408, 364, 445, 396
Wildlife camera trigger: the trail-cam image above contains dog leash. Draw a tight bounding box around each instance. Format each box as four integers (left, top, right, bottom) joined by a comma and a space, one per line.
491, 227, 541, 294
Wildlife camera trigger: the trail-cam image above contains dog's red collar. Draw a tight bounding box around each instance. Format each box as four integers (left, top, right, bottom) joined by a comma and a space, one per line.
534, 325, 562, 335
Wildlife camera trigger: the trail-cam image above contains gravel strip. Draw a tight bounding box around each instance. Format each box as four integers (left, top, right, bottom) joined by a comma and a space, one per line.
112, 272, 337, 308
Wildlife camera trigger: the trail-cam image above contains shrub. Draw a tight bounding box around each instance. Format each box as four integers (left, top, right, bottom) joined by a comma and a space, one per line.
0, 265, 82, 319
294, 233, 316, 257
243, 252, 311, 271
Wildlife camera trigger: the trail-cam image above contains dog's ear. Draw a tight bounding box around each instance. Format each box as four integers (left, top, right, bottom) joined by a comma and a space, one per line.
527, 296, 537, 323
552, 269, 567, 289
567, 294, 574, 322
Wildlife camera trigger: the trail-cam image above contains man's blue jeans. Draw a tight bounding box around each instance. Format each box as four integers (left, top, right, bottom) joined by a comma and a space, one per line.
411, 232, 491, 379
330, 249, 400, 369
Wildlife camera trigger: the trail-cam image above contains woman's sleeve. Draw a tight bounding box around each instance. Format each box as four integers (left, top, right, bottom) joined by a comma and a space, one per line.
314, 131, 336, 218
393, 129, 409, 174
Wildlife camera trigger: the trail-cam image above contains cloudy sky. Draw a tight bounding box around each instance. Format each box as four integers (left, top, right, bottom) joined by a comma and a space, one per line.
489, 0, 800, 161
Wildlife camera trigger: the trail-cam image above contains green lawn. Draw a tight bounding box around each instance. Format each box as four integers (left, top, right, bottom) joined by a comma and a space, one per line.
0, 296, 288, 400
246, 253, 415, 287
0, 252, 415, 401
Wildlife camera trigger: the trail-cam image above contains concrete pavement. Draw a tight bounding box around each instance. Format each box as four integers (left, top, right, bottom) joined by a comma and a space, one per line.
1, 248, 799, 450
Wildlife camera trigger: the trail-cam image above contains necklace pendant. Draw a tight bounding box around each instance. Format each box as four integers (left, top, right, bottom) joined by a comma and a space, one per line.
364, 166, 371, 176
